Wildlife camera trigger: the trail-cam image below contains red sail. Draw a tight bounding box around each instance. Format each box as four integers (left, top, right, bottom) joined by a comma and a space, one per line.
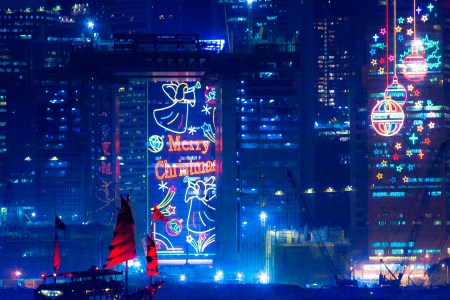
146, 234, 159, 276
53, 235, 61, 273
104, 195, 137, 268
152, 205, 169, 222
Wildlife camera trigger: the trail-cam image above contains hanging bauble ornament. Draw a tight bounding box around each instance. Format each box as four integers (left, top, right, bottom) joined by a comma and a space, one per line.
401, 51, 428, 82
384, 76, 407, 106
371, 95, 405, 137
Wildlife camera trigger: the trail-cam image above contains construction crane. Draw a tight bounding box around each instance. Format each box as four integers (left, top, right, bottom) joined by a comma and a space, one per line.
287, 171, 358, 288
379, 259, 404, 287
395, 140, 450, 286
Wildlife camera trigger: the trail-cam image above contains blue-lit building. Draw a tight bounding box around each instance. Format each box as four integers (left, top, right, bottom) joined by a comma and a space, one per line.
0, 6, 59, 224
219, 0, 302, 52
366, 0, 450, 282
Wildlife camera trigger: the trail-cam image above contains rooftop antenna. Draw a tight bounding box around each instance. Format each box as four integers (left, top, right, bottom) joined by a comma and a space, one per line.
223, 3, 232, 52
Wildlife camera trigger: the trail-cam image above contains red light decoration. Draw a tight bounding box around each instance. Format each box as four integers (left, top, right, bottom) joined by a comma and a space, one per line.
401, 52, 428, 82
371, 96, 405, 136
385, 76, 407, 106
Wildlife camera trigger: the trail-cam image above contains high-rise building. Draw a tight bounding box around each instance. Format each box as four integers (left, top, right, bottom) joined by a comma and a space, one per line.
0, 7, 59, 224
312, 0, 368, 257
219, 0, 302, 52
366, 0, 450, 281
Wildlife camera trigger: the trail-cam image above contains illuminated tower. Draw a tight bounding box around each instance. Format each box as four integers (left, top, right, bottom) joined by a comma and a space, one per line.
367, 0, 450, 278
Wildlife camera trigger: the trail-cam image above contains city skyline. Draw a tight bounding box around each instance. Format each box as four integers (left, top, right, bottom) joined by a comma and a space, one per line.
0, 0, 448, 288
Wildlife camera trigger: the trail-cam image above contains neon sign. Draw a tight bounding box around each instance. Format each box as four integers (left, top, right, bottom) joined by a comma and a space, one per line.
371, 96, 405, 136
401, 52, 428, 82
147, 81, 216, 259
385, 77, 407, 105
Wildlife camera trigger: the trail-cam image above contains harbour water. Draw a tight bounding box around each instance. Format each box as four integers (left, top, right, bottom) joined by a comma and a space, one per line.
3, 282, 450, 300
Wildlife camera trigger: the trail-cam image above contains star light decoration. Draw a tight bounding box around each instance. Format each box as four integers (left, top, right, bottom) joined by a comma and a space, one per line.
158, 180, 168, 192
369, 10, 440, 192
201, 104, 212, 115
188, 125, 197, 135
409, 133, 419, 145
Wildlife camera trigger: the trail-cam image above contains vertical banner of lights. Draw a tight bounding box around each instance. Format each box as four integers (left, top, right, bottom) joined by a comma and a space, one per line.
368, 0, 444, 258
147, 80, 217, 262
96, 112, 116, 220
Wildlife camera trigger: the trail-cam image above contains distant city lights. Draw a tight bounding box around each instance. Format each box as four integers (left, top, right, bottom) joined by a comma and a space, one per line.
214, 270, 224, 282
237, 272, 244, 281
259, 272, 268, 284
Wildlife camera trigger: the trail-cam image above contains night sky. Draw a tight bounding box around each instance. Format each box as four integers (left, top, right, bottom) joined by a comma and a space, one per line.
0, 0, 46, 7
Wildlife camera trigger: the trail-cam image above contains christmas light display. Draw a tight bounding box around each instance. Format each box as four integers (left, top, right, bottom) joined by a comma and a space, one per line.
367, 0, 447, 262
384, 76, 407, 105
371, 96, 405, 136
401, 51, 428, 81
147, 81, 216, 260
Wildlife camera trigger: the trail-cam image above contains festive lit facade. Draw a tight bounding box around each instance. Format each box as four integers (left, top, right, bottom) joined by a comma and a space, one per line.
367, 0, 450, 273
147, 80, 217, 263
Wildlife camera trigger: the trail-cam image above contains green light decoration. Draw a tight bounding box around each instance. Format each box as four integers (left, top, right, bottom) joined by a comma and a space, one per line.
398, 35, 442, 70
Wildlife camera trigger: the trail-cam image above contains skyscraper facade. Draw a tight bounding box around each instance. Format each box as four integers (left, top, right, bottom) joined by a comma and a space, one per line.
219, 0, 302, 52
367, 0, 450, 280
312, 0, 368, 257
0, 6, 58, 224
